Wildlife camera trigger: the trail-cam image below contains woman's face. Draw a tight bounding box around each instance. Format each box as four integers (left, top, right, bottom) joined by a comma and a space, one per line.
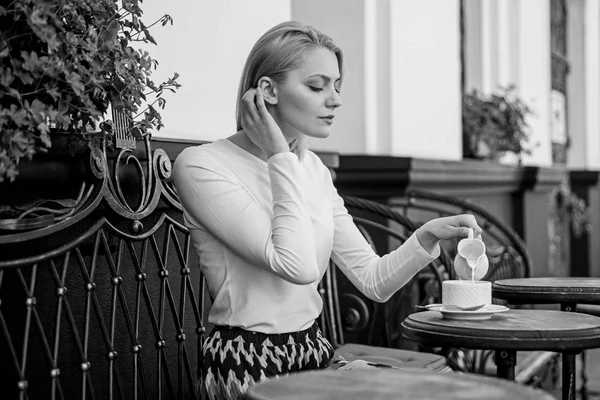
272, 47, 342, 140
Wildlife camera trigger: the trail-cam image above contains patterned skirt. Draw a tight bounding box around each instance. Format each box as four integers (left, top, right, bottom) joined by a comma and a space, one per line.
198, 322, 334, 400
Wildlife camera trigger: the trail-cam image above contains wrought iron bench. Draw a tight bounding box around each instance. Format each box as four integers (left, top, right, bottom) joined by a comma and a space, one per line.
0, 137, 207, 400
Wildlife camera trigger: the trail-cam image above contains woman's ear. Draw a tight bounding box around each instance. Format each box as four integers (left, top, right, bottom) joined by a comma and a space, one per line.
257, 77, 278, 105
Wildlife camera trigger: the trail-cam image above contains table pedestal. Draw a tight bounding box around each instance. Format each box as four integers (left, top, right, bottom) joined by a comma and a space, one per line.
495, 350, 516, 380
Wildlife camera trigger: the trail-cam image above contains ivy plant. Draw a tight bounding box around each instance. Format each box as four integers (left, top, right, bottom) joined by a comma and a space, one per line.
0, 0, 180, 182
549, 180, 592, 238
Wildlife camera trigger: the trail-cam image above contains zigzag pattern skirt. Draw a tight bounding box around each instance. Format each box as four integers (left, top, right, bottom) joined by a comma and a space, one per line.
198, 322, 334, 400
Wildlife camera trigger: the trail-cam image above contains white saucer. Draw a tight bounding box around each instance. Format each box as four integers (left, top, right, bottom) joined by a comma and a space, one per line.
427, 304, 509, 320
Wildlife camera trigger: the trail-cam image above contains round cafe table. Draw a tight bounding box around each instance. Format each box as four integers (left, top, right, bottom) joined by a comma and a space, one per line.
401, 309, 600, 400
493, 277, 600, 400
242, 369, 555, 400
492, 277, 600, 310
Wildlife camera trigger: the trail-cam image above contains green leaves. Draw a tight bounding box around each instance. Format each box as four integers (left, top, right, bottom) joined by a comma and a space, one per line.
0, 0, 180, 182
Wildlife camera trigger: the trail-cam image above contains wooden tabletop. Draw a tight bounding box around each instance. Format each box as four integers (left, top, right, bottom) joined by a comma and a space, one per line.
401, 309, 600, 351
243, 369, 555, 400
493, 277, 600, 305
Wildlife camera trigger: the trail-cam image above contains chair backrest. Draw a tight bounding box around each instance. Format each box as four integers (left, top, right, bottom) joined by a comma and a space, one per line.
402, 189, 532, 289
320, 190, 533, 350
319, 195, 453, 350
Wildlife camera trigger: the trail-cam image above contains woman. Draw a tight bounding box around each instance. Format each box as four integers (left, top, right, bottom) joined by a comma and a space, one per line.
173, 21, 482, 400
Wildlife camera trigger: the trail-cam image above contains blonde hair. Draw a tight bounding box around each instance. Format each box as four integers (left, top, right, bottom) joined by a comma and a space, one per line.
236, 21, 344, 159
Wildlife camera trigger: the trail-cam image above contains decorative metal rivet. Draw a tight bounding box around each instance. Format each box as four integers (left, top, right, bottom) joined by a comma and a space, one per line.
136, 273, 147, 282
162, 159, 171, 173
176, 333, 186, 342
81, 362, 91, 371
132, 345, 142, 353
86, 283, 96, 292
26, 297, 36, 307
112, 277, 123, 286
157, 152, 172, 179
181, 267, 190, 275
156, 340, 166, 349
159, 270, 169, 278
17, 380, 28, 390
50, 368, 60, 378
500, 351, 508, 358
108, 351, 118, 360
57, 287, 67, 296
130, 220, 143, 234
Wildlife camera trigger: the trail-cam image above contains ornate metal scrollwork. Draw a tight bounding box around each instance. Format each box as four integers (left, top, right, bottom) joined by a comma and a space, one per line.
339, 293, 370, 332
0, 134, 181, 243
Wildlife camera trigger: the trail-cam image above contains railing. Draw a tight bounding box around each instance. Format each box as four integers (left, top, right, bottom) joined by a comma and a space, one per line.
0, 136, 206, 400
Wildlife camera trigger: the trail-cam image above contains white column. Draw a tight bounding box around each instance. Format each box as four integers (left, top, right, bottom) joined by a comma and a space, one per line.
517, 0, 552, 166
364, 0, 378, 154
363, 0, 392, 154
463, 0, 483, 93
567, 0, 587, 169
144, 0, 291, 141
389, 0, 462, 160
481, 0, 498, 94
583, 0, 600, 169
496, 0, 515, 88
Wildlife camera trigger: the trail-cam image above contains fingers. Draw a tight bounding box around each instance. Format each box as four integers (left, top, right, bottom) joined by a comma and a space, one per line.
255, 88, 269, 116
455, 214, 482, 238
241, 88, 260, 124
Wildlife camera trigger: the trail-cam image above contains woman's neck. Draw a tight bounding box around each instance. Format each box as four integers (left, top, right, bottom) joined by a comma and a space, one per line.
227, 130, 296, 162
227, 130, 269, 162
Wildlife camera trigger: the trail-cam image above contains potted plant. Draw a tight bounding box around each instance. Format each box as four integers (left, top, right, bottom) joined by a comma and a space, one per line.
462, 85, 534, 162
0, 0, 180, 183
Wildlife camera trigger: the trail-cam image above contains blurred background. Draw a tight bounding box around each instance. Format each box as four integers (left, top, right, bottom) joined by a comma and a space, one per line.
140, 0, 600, 282
143, 0, 596, 169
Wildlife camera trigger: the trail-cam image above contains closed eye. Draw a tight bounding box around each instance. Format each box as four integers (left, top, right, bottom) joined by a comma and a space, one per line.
309, 86, 323, 92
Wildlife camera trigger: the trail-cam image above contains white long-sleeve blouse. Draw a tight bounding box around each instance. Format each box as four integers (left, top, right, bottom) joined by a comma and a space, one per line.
172, 139, 440, 334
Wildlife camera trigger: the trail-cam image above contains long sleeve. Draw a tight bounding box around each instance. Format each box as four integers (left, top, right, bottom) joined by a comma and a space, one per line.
173, 149, 320, 285
330, 186, 440, 303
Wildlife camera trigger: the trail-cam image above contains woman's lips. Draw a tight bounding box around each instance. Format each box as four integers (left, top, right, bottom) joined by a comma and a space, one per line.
319, 116, 335, 124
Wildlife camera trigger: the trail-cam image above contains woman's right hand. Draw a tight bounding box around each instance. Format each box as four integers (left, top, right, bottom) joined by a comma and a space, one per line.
416, 214, 482, 254
240, 87, 290, 159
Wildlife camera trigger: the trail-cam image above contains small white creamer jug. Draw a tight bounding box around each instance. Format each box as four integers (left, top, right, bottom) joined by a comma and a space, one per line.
453, 228, 489, 280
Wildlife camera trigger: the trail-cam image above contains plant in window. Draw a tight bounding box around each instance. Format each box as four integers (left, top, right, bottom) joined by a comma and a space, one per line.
462, 85, 535, 161
0, 0, 180, 182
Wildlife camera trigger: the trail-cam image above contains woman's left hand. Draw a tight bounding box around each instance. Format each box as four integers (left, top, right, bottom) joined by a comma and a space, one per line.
416, 214, 482, 254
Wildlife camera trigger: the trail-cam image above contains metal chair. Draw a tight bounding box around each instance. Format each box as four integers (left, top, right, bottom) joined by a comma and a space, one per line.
321, 191, 556, 386
318, 195, 452, 372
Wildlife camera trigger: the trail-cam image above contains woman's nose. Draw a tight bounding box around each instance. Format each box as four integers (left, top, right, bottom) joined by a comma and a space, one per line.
327, 90, 342, 108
